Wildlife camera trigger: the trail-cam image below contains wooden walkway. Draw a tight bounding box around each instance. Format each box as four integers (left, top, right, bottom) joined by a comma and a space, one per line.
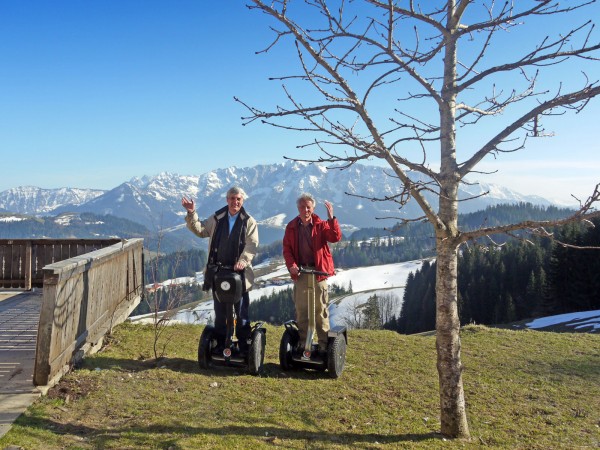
0, 291, 43, 438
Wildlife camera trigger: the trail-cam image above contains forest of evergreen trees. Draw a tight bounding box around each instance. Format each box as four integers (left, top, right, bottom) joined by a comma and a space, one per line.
334, 202, 576, 268
250, 282, 353, 325
144, 248, 206, 284
390, 218, 600, 334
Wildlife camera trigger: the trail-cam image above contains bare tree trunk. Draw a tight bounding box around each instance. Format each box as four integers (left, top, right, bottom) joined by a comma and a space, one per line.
435, 237, 469, 437
435, 7, 470, 436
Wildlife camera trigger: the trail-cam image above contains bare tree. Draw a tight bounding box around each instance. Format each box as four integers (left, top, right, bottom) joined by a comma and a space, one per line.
377, 292, 400, 326
144, 230, 188, 361
343, 296, 366, 329
240, 0, 600, 438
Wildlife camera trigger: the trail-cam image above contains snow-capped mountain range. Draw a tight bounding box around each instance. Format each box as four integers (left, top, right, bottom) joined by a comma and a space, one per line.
0, 161, 556, 235
0, 186, 106, 215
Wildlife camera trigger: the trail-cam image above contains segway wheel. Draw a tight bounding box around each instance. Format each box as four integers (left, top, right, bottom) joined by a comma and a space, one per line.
198, 325, 216, 370
327, 334, 347, 379
279, 329, 295, 371
248, 330, 266, 375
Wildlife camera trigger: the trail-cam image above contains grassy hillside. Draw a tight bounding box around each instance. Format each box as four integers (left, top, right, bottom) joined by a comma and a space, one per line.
2, 324, 598, 449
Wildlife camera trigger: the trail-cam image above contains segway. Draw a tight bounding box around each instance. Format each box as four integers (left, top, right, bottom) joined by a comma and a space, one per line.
198, 265, 266, 375
279, 267, 347, 378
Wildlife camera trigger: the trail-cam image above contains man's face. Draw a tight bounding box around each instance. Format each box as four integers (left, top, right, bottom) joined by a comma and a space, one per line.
227, 194, 244, 215
297, 199, 315, 223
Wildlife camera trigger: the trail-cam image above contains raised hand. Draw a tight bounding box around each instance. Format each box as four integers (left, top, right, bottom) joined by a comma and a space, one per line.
181, 196, 195, 213
324, 200, 334, 220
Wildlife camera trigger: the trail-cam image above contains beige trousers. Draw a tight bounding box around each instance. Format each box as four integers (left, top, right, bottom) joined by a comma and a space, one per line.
293, 273, 330, 351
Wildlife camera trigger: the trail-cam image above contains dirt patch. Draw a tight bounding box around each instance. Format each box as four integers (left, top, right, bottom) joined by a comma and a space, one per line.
47, 377, 98, 402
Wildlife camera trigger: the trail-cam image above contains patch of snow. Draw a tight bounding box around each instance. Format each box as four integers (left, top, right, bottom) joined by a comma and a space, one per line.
0, 216, 27, 222
258, 214, 287, 227
54, 214, 76, 226
526, 310, 600, 331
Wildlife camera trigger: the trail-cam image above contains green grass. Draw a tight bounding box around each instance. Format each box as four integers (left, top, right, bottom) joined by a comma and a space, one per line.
1, 323, 599, 449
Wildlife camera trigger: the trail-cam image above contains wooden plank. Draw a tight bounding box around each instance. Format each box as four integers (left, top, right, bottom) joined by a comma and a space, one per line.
0, 243, 6, 281
25, 241, 32, 290
32, 244, 45, 286
34, 273, 59, 386
10, 243, 21, 288
61, 243, 71, 262
52, 243, 61, 265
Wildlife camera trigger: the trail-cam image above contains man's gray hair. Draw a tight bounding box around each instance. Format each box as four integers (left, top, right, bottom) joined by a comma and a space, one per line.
227, 186, 247, 200
296, 192, 316, 206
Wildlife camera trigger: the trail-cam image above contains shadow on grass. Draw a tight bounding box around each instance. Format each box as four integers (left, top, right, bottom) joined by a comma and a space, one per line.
13, 415, 443, 447
546, 355, 600, 381
79, 357, 337, 380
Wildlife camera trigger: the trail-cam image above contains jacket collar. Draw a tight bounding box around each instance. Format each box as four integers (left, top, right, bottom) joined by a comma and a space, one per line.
216, 205, 247, 221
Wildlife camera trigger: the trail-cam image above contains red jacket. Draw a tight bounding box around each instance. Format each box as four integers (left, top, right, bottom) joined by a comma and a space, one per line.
283, 213, 342, 281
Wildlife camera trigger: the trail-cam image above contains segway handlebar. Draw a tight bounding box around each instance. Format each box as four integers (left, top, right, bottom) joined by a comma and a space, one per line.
298, 267, 330, 277
215, 263, 241, 272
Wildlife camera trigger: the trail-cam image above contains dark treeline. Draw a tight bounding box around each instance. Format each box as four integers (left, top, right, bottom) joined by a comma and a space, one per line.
335, 203, 574, 268
145, 248, 207, 284
254, 240, 283, 266
134, 283, 209, 316
250, 282, 353, 325
250, 287, 295, 325
333, 236, 434, 268
459, 203, 574, 229
391, 217, 600, 334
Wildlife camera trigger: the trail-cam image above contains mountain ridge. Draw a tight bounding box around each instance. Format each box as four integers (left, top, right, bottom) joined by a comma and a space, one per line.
0, 161, 559, 234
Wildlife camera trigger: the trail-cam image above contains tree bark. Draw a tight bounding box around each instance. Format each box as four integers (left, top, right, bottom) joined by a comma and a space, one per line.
434, 3, 470, 437
435, 237, 470, 438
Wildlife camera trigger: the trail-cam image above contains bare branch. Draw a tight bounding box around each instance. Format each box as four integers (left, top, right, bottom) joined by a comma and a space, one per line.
459, 84, 600, 178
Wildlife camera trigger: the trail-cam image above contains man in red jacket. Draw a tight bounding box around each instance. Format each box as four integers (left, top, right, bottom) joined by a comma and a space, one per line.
283, 192, 342, 354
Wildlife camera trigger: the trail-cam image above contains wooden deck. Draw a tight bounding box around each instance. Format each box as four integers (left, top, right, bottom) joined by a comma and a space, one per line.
0, 237, 144, 437
0, 290, 42, 438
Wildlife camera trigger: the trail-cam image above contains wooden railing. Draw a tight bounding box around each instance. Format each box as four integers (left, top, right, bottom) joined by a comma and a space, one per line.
0, 239, 121, 289
33, 238, 144, 386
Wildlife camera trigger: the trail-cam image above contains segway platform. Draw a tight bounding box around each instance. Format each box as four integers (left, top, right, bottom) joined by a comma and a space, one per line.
197, 266, 266, 375
279, 320, 347, 378
279, 267, 347, 378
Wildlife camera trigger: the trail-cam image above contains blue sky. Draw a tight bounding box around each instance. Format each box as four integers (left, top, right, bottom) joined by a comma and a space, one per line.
1, 1, 599, 205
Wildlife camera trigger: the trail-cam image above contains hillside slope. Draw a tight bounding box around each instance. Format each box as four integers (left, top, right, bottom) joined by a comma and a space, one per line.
2, 324, 598, 449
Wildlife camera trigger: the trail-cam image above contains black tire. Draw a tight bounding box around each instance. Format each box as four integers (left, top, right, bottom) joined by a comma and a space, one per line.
198, 325, 216, 370
279, 329, 295, 371
327, 334, 347, 379
248, 330, 266, 375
